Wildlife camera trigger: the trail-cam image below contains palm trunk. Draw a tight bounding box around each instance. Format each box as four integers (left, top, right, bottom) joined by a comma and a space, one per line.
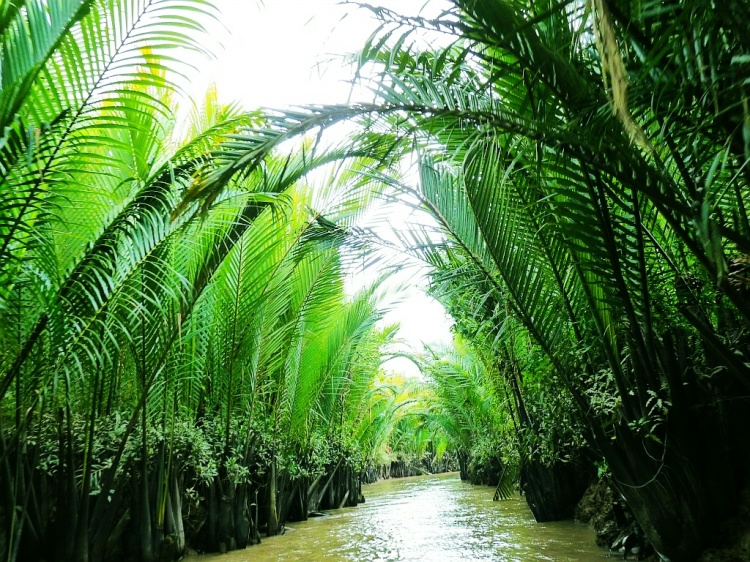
139, 407, 154, 562
266, 461, 279, 536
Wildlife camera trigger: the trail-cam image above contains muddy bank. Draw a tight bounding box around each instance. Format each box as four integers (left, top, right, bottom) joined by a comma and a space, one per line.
576, 479, 750, 562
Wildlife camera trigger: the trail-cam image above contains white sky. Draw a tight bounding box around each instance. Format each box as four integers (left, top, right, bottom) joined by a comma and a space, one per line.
183, 0, 455, 375
189, 0, 448, 108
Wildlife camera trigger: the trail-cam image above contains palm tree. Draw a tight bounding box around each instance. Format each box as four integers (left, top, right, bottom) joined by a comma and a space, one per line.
420, 341, 509, 484
349, 1, 750, 557
0, 2, 229, 560
0, 2, 407, 560
185, 1, 750, 558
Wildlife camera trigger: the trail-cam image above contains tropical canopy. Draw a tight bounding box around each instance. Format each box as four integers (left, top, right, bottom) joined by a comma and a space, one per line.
1, 0, 749, 561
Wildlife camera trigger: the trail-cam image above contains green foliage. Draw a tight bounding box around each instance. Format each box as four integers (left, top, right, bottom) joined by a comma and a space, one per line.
343, 1, 750, 557
0, 3, 414, 559
3, 0, 750, 560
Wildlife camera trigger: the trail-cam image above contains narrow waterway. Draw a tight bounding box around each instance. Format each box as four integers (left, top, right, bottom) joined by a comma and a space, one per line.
197, 472, 614, 561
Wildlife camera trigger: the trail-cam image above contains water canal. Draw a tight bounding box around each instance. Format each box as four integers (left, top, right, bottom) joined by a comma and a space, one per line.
197, 472, 614, 561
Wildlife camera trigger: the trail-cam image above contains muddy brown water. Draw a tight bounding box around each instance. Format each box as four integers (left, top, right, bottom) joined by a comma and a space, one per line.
197, 472, 616, 561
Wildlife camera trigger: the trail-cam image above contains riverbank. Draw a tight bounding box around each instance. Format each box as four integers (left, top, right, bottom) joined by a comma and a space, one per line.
361, 454, 459, 483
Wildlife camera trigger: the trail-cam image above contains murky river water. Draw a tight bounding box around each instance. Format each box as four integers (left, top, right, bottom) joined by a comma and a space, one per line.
197, 472, 615, 561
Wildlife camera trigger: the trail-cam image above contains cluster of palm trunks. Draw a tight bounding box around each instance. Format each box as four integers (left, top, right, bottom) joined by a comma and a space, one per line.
0, 450, 364, 562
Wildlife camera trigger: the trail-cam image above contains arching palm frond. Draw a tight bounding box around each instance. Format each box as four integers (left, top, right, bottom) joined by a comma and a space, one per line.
0, 0, 216, 315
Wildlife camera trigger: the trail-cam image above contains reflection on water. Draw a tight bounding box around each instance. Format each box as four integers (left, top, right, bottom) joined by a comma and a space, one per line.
197, 472, 615, 561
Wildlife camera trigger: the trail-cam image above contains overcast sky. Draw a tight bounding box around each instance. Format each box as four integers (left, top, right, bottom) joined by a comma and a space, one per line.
189, 0, 447, 107
182, 0, 455, 374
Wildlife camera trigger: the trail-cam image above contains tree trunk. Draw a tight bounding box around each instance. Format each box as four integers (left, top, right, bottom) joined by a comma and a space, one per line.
266, 462, 279, 536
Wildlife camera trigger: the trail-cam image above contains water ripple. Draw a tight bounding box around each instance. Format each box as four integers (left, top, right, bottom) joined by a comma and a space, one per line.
197, 473, 615, 561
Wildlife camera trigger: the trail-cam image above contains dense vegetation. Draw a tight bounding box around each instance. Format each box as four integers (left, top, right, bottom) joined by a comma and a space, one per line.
0, 2, 449, 559
1, 0, 749, 561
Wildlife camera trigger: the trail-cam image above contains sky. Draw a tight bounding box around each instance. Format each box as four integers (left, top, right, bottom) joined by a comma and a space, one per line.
189, 0, 446, 108
182, 0, 455, 375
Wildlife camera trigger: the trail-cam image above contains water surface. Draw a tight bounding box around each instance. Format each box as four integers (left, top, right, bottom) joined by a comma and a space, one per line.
198, 472, 614, 561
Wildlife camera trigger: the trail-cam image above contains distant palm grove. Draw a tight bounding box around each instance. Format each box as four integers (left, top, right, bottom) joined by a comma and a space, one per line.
1, 0, 749, 561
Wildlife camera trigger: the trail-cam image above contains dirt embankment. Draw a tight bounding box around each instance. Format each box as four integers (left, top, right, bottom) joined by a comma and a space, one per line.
577, 480, 750, 562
